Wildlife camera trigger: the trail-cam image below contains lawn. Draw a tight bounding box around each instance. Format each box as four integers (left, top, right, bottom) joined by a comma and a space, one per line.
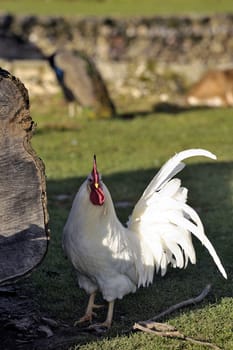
27, 97, 233, 349
1, 2, 232, 349
1, 0, 233, 16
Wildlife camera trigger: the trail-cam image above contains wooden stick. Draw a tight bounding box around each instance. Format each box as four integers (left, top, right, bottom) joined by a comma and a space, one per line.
140, 284, 212, 325
133, 322, 222, 350
133, 285, 222, 350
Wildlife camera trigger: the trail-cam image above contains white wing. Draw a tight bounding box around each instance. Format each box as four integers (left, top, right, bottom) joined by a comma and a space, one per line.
127, 149, 227, 286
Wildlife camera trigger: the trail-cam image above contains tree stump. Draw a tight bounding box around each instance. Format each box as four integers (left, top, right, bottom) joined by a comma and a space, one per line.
0, 68, 49, 285
48, 49, 116, 118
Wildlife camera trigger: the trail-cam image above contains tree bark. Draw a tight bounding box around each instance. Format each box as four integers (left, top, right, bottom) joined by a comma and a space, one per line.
0, 67, 49, 285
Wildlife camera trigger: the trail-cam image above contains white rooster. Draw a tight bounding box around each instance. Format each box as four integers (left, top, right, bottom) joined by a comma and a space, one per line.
63, 149, 227, 330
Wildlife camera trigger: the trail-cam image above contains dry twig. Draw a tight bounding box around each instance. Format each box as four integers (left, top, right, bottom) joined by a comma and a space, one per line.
133, 285, 223, 350
141, 284, 212, 325
133, 322, 222, 350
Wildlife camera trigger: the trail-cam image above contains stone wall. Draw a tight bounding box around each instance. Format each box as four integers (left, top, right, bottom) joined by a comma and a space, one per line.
1, 13, 233, 63
0, 13, 232, 103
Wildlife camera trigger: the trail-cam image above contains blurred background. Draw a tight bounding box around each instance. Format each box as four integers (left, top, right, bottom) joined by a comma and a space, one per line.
0, 0, 233, 114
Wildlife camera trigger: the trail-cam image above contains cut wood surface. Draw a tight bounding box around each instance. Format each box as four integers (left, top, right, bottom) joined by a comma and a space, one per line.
0, 67, 49, 284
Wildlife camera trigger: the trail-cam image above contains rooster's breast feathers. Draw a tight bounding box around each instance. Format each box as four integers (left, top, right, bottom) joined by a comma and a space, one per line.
63, 182, 143, 301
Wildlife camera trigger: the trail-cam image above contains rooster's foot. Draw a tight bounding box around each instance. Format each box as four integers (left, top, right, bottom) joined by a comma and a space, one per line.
88, 321, 111, 333
74, 312, 97, 326
74, 304, 104, 326
87, 300, 114, 332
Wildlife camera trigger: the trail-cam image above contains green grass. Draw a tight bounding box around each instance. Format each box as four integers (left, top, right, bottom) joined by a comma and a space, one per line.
26, 96, 233, 349
1, 0, 233, 16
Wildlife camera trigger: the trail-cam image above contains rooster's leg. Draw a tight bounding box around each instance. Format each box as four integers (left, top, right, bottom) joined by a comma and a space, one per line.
102, 300, 114, 328
74, 292, 104, 325
88, 300, 115, 331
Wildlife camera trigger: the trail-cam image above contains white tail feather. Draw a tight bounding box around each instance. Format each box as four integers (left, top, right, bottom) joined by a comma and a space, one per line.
128, 148, 227, 285
143, 149, 216, 199
169, 213, 227, 279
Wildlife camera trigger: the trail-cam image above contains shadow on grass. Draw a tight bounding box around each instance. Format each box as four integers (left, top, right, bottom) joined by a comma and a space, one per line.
3, 161, 231, 349
47, 159, 232, 308
117, 102, 228, 119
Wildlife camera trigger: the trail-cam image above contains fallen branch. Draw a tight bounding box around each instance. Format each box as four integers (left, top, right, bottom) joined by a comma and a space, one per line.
133, 322, 222, 350
133, 285, 222, 350
140, 284, 212, 325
